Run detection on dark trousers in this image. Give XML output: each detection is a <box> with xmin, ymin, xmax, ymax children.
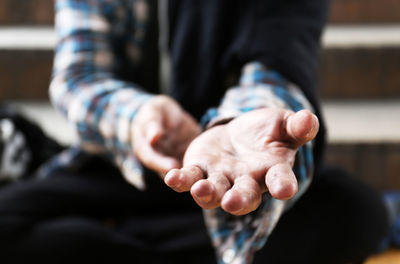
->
<box><xmin>0</xmin><ymin>156</ymin><xmax>389</xmax><ymax>264</ymax></box>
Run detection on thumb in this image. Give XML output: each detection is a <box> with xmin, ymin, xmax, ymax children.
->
<box><xmin>146</xmin><ymin>120</ymin><xmax>163</xmax><ymax>146</ymax></box>
<box><xmin>285</xmin><ymin>109</ymin><xmax>319</xmax><ymax>147</ymax></box>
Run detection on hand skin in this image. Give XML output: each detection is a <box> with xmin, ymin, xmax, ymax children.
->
<box><xmin>131</xmin><ymin>95</ymin><xmax>201</xmax><ymax>176</ymax></box>
<box><xmin>164</xmin><ymin>108</ymin><xmax>319</xmax><ymax>215</ymax></box>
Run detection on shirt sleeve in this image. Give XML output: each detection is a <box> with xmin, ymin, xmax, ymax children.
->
<box><xmin>49</xmin><ymin>0</ymin><xmax>151</xmax><ymax>190</ymax></box>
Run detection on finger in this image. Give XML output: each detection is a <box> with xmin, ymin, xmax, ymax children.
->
<box><xmin>163</xmin><ymin>100</ymin><xmax>184</xmax><ymax>130</ymax></box>
<box><xmin>285</xmin><ymin>110</ymin><xmax>319</xmax><ymax>147</ymax></box>
<box><xmin>265</xmin><ymin>163</ymin><xmax>298</xmax><ymax>200</ymax></box>
<box><xmin>151</xmin><ymin>95</ymin><xmax>184</xmax><ymax>133</ymax></box>
<box><xmin>164</xmin><ymin>165</ymin><xmax>204</xmax><ymax>192</ymax></box>
<box><xmin>221</xmin><ymin>176</ymin><xmax>262</xmax><ymax>215</ymax></box>
<box><xmin>190</xmin><ymin>172</ymin><xmax>231</xmax><ymax>209</ymax></box>
<box><xmin>135</xmin><ymin>139</ymin><xmax>181</xmax><ymax>175</ymax></box>
<box><xmin>133</xmin><ymin>111</ymin><xmax>163</xmax><ymax>146</ymax></box>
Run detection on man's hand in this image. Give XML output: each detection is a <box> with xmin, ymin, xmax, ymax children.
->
<box><xmin>164</xmin><ymin>108</ymin><xmax>319</xmax><ymax>215</ymax></box>
<box><xmin>131</xmin><ymin>95</ymin><xmax>201</xmax><ymax>176</ymax></box>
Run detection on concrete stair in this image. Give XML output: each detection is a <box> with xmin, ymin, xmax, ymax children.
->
<box><xmin>320</xmin><ymin>25</ymin><xmax>400</xmax><ymax>99</ymax></box>
<box><xmin>0</xmin><ymin>26</ymin><xmax>399</xmax><ymax>98</ymax></box>
<box><xmin>1</xmin><ymin>0</ymin><xmax>400</xmax><ymax>194</ymax></box>
<box><xmin>323</xmin><ymin>100</ymin><xmax>400</xmax><ymax>191</ymax></box>
<box><xmin>329</xmin><ymin>0</ymin><xmax>400</xmax><ymax>24</ymax></box>
<box><xmin>0</xmin><ymin>27</ymin><xmax>54</xmax><ymax>100</ymax></box>
<box><xmin>0</xmin><ymin>0</ymin><xmax>53</xmax><ymax>25</ymax></box>
<box><xmin>1</xmin><ymin>0</ymin><xmax>399</xmax><ymax>25</ymax></box>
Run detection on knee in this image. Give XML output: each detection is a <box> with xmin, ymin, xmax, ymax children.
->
<box><xmin>318</xmin><ymin>166</ymin><xmax>391</xmax><ymax>260</ymax></box>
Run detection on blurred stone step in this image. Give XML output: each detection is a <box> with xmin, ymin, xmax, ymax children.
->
<box><xmin>322</xmin><ymin>100</ymin><xmax>400</xmax><ymax>144</ymax></box>
<box><xmin>330</xmin><ymin>0</ymin><xmax>400</xmax><ymax>24</ymax></box>
<box><xmin>1</xmin><ymin>0</ymin><xmax>399</xmax><ymax>25</ymax></box>
<box><xmin>0</xmin><ymin>26</ymin><xmax>400</xmax><ymax>100</ymax></box>
<box><xmin>319</xmin><ymin>46</ymin><xmax>400</xmax><ymax>99</ymax></box>
<box><xmin>326</xmin><ymin>143</ymin><xmax>400</xmax><ymax>191</ymax></box>
<box><xmin>322</xmin><ymin>25</ymin><xmax>400</xmax><ymax>48</ymax></box>
<box><xmin>323</xmin><ymin>99</ymin><xmax>400</xmax><ymax>191</ymax></box>
<box><xmin>0</xmin><ymin>27</ymin><xmax>54</xmax><ymax>100</ymax></box>
<box><xmin>0</xmin><ymin>0</ymin><xmax>54</xmax><ymax>25</ymax></box>
<box><xmin>320</xmin><ymin>25</ymin><xmax>400</xmax><ymax>99</ymax></box>
<box><xmin>7</xmin><ymin>101</ymin><xmax>77</xmax><ymax>146</ymax></box>
<box><xmin>0</xmin><ymin>49</ymin><xmax>53</xmax><ymax>100</ymax></box>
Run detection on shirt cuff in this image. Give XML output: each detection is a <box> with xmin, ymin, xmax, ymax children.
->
<box><xmin>201</xmin><ymin>62</ymin><xmax>313</xmax><ymax>129</ymax></box>
<box><xmin>69</xmin><ymin>85</ymin><xmax>153</xmax><ymax>191</ymax></box>
<box><xmin>101</xmin><ymin>88</ymin><xmax>153</xmax><ymax>191</ymax></box>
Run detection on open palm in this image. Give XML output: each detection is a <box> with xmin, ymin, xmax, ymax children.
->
<box><xmin>165</xmin><ymin>108</ymin><xmax>318</xmax><ymax>215</ymax></box>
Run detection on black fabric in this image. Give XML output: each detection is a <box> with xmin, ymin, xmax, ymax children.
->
<box><xmin>0</xmin><ymin>105</ymin><xmax>64</xmax><ymax>180</ymax></box>
<box><xmin>0</xmin><ymin>158</ymin><xmax>389</xmax><ymax>264</ymax></box>
<box><xmin>117</xmin><ymin>0</ymin><xmax>160</xmax><ymax>95</ymax></box>
<box><xmin>254</xmin><ymin>165</ymin><xmax>390</xmax><ymax>264</ymax></box>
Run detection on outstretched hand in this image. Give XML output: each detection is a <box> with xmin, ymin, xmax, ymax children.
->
<box><xmin>164</xmin><ymin>108</ymin><xmax>319</xmax><ymax>215</ymax></box>
<box><xmin>131</xmin><ymin>95</ymin><xmax>201</xmax><ymax>176</ymax></box>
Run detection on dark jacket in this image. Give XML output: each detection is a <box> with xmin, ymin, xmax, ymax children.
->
<box><xmin>167</xmin><ymin>0</ymin><xmax>329</xmax><ymax>168</ymax></box>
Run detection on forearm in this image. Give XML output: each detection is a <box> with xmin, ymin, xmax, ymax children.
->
<box><xmin>50</xmin><ymin>0</ymin><xmax>152</xmax><ymax>189</ymax></box>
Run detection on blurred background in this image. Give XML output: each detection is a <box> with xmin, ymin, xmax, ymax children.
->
<box><xmin>0</xmin><ymin>0</ymin><xmax>399</xmax><ymax>262</ymax></box>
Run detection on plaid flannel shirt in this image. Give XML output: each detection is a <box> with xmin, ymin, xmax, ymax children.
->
<box><xmin>48</xmin><ymin>0</ymin><xmax>315</xmax><ymax>263</ymax></box>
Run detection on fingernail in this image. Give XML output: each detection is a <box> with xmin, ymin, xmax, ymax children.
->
<box><xmin>311</xmin><ymin>114</ymin><xmax>318</xmax><ymax>128</ymax></box>
<box><xmin>197</xmin><ymin>194</ymin><xmax>212</xmax><ymax>203</ymax></box>
<box><xmin>270</xmin><ymin>180</ymin><xmax>297</xmax><ymax>200</ymax></box>
<box><xmin>222</xmin><ymin>193</ymin><xmax>244</xmax><ymax>214</ymax></box>
<box><xmin>164</xmin><ymin>171</ymin><xmax>182</xmax><ymax>188</ymax></box>
<box><xmin>308</xmin><ymin>115</ymin><xmax>319</xmax><ymax>137</ymax></box>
